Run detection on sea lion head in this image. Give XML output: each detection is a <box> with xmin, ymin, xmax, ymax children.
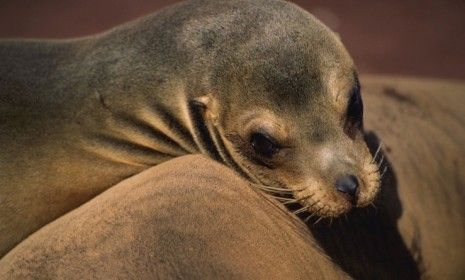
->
<box><xmin>185</xmin><ymin>0</ymin><xmax>380</xmax><ymax>217</ymax></box>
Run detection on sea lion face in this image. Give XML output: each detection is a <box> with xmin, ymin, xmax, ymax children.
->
<box><xmin>219</xmin><ymin>75</ymin><xmax>379</xmax><ymax>218</ymax></box>
<box><xmin>197</xmin><ymin>8</ymin><xmax>380</xmax><ymax>217</ymax></box>
<box><xmin>220</xmin><ymin>70</ymin><xmax>379</xmax><ymax>217</ymax></box>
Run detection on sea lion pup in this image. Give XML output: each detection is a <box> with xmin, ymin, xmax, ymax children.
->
<box><xmin>0</xmin><ymin>155</ymin><xmax>350</xmax><ymax>279</ymax></box>
<box><xmin>0</xmin><ymin>0</ymin><xmax>380</xmax><ymax>256</ymax></box>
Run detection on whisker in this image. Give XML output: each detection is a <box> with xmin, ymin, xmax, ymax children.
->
<box><xmin>283</xmin><ymin>201</ymin><xmax>296</xmax><ymax>205</ymax></box>
<box><xmin>293</xmin><ymin>206</ymin><xmax>309</xmax><ymax>215</ymax></box>
<box><xmin>304</xmin><ymin>205</ymin><xmax>322</xmax><ymax>222</ymax></box>
<box><xmin>308</xmin><ymin>211</ymin><xmax>318</xmax><ymax>220</ymax></box>
<box><xmin>283</xmin><ymin>196</ymin><xmax>309</xmax><ymax>205</ymax></box>
<box><xmin>304</xmin><ymin>210</ymin><xmax>319</xmax><ymax>222</ymax></box>
<box><xmin>371</xmin><ymin>144</ymin><xmax>382</xmax><ymax>163</ymax></box>
<box><xmin>252</xmin><ymin>184</ymin><xmax>294</xmax><ymax>193</ymax></box>
<box><xmin>271</xmin><ymin>196</ymin><xmax>296</xmax><ymax>202</ymax></box>
<box><xmin>263</xmin><ymin>194</ymin><xmax>294</xmax><ymax>205</ymax></box>
<box><xmin>258</xmin><ymin>186</ymin><xmax>293</xmax><ymax>193</ymax></box>
<box><xmin>380</xmin><ymin>166</ymin><xmax>388</xmax><ymax>178</ymax></box>
<box><xmin>313</xmin><ymin>216</ymin><xmax>324</xmax><ymax>225</ymax></box>
<box><xmin>377</xmin><ymin>155</ymin><xmax>385</xmax><ymax>168</ymax></box>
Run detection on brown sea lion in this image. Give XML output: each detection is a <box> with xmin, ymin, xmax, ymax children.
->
<box><xmin>1</xmin><ymin>76</ymin><xmax>464</xmax><ymax>279</ymax></box>
<box><xmin>0</xmin><ymin>0</ymin><xmax>379</xmax><ymax>257</ymax></box>
<box><xmin>0</xmin><ymin>155</ymin><xmax>350</xmax><ymax>279</ymax></box>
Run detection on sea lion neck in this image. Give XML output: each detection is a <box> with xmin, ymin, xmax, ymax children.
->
<box><xmin>0</xmin><ymin>34</ymin><xmax>205</xmax><ymax>169</ymax></box>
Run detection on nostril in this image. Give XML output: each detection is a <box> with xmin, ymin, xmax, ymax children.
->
<box><xmin>335</xmin><ymin>175</ymin><xmax>359</xmax><ymax>200</ymax></box>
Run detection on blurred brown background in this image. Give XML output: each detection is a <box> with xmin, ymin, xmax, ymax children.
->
<box><xmin>0</xmin><ymin>0</ymin><xmax>464</xmax><ymax>79</ymax></box>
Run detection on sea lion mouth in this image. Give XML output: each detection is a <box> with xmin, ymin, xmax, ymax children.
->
<box><xmin>244</xmin><ymin>152</ymin><xmax>383</xmax><ymax>220</ymax></box>
<box><xmin>283</xmin><ymin>154</ymin><xmax>383</xmax><ymax>220</ymax></box>
<box><xmin>231</xmin><ymin>147</ymin><xmax>383</xmax><ymax>221</ymax></box>
<box><xmin>291</xmin><ymin>188</ymin><xmax>352</xmax><ymax>219</ymax></box>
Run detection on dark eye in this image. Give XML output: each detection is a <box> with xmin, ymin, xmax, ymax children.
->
<box><xmin>348</xmin><ymin>90</ymin><xmax>362</xmax><ymax>122</ymax></box>
<box><xmin>250</xmin><ymin>132</ymin><xmax>280</xmax><ymax>158</ymax></box>
<box><xmin>345</xmin><ymin>85</ymin><xmax>363</xmax><ymax>136</ymax></box>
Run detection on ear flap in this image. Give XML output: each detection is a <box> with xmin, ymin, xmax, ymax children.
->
<box><xmin>191</xmin><ymin>95</ymin><xmax>210</xmax><ymax>110</ymax></box>
<box><xmin>191</xmin><ymin>94</ymin><xmax>219</xmax><ymax>126</ymax></box>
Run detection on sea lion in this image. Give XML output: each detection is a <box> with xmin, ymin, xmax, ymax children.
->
<box><xmin>2</xmin><ymin>76</ymin><xmax>464</xmax><ymax>279</ymax></box>
<box><xmin>0</xmin><ymin>0</ymin><xmax>380</xmax><ymax>257</ymax></box>
<box><xmin>0</xmin><ymin>155</ymin><xmax>350</xmax><ymax>279</ymax></box>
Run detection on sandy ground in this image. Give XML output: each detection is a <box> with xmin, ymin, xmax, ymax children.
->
<box><xmin>0</xmin><ymin>0</ymin><xmax>464</xmax><ymax>79</ymax></box>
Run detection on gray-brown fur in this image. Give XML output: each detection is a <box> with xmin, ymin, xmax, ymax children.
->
<box><xmin>0</xmin><ymin>0</ymin><xmax>379</xmax><ymax>257</ymax></box>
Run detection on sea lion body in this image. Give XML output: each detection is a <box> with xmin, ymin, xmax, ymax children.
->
<box><xmin>0</xmin><ymin>155</ymin><xmax>350</xmax><ymax>279</ymax></box>
<box><xmin>361</xmin><ymin>76</ymin><xmax>465</xmax><ymax>279</ymax></box>
<box><xmin>0</xmin><ymin>0</ymin><xmax>380</xmax><ymax>257</ymax></box>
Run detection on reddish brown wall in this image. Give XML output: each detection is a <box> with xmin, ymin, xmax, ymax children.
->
<box><xmin>1</xmin><ymin>0</ymin><xmax>464</xmax><ymax>79</ymax></box>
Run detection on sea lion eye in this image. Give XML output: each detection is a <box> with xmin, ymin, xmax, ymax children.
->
<box><xmin>345</xmin><ymin>84</ymin><xmax>363</xmax><ymax>136</ymax></box>
<box><xmin>348</xmin><ymin>90</ymin><xmax>362</xmax><ymax>122</ymax></box>
<box><xmin>250</xmin><ymin>132</ymin><xmax>280</xmax><ymax>158</ymax></box>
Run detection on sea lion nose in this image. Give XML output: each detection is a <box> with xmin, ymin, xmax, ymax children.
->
<box><xmin>335</xmin><ymin>175</ymin><xmax>359</xmax><ymax>202</ymax></box>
